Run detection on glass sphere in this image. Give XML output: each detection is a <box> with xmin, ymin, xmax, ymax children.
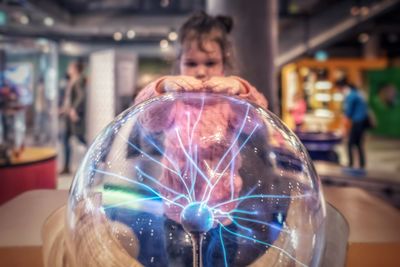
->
<box><xmin>66</xmin><ymin>93</ymin><xmax>326</xmax><ymax>267</ymax></box>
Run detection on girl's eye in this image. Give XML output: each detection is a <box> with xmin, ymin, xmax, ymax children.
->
<box><xmin>205</xmin><ymin>61</ymin><xmax>217</xmax><ymax>67</ymax></box>
<box><xmin>185</xmin><ymin>62</ymin><xmax>197</xmax><ymax>67</ymax></box>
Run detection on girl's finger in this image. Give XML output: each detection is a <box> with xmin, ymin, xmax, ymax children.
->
<box><xmin>171</xmin><ymin>79</ymin><xmax>187</xmax><ymax>91</ymax></box>
<box><xmin>204</xmin><ymin>80</ymin><xmax>222</xmax><ymax>91</ymax></box>
<box><xmin>180</xmin><ymin>78</ymin><xmax>196</xmax><ymax>91</ymax></box>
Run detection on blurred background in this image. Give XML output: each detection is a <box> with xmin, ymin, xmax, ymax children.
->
<box><xmin>0</xmin><ymin>0</ymin><xmax>399</xmax><ymax>266</ymax></box>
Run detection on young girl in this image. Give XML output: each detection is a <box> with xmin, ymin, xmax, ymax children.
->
<box><xmin>129</xmin><ymin>12</ymin><xmax>270</xmax><ymax>266</ymax></box>
<box><xmin>134</xmin><ymin>11</ymin><xmax>268</xmax><ymax>224</ymax></box>
<box><xmin>135</xmin><ymin>12</ymin><xmax>266</xmax><ymax>106</ymax></box>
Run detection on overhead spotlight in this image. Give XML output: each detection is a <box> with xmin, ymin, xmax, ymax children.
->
<box><xmin>127</xmin><ymin>30</ymin><xmax>136</xmax><ymax>39</ymax></box>
<box><xmin>62</xmin><ymin>42</ymin><xmax>82</xmax><ymax>55</ymax></box>
<box><xmin>160</xmin><ymin>0</ymin><xmax>170</xmax><ymax>8</ymax></box>
<box><xmin>43</xmin><ymin>17</ymin><xmax>54</xmax><ymax>27</ymax></box>
<box><xmin>36</xmin><ymin>38</ymin><xmax>48</xmax><ymax>45</ymax></box>
<box><xmin>113</xmin><ymin>32</ymin><xmax>123</xmax><ymax>41</ymax></box>
<box><xmin>358</xmin><ymin>33</ymin><xmax>369</xmax><ymax>43</ymax></box>
<box><xmin>160</xmin><ymin>39</ymin><xmax>169</xmax><ymax>49</ymax></box>
<box><xmin>19</xmin><ymin>14</ymin><xmax>29</xmax><ymax>25</ymax></box>
<box><xmin>350</xmin><ymin>6</ymin><xmax>360</xmax><ymax>16</ymax></box>
<box><xmin>288</xmin><ymin>2</ymin><xmax>299</xmax><ymax>14</ymax></box>
<box><xmin>168</xmin><ymin>31</ymin><xmax>178</xmax><ymax>41</ymax></box>
<box><xmin>314</xmin><ymin>50</ymin><xmax>328</xmax><ymax>61</ymax></box>
<box><xmin>360</xmin><ymin>6</ymin><xmax>370</xmax><ymax>16</ymax></box>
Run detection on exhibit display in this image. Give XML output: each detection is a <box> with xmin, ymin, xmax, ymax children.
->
<box><xmin>66</xmin><ymin>93</ymin><xmax>326</xmax><ymax>267</ymax></box>
<box><xmin>281</xmin><ymin>58</ymin><xmax>387</xmax><ymax>133</ymax></box>
<box><xmin>280</xmin><ymin>58</ymin><xmax>388</xmax><ymax>163</ymax></box>
<box><xmin>367</xmin><ymin>68</ymin><xmax>400</xmax><ymax>137</ymax></box>
<box><xmin>0</xmin><ymin>38</ymin><xmax>58</xmax><ymax>204</ymax></box>
<box><xmin>0</xmin><ymin>38</ymin><xmax>58</xmax><ymax>163</ymax></box>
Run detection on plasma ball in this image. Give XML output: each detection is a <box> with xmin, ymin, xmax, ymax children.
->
<box><xmin>180</xmin><ymin>202</ymin><xmax>214</xmax><ymax>233</ymax></box>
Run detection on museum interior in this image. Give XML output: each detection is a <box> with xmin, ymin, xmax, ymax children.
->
<box><xmin>0</xmin><ymin>0</ymin><xmax>399</xmax><ymax>266</ymax></box>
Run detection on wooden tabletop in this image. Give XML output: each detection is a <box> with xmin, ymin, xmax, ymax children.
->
<box><xmin>1</xmin><ymin>187</ymin><xmax>399</xmax><ymax>246</ymax></box>
<box><xmin>0</xmin><ymin>147</ymin><xmax>57</xmax><ymax>167</ymax></box>
<box><xmin>0</xmin><ymin>189</ymin><xmax>68</xmax><ymax>247</ymax></box>
<box><xmin>323</xmin><ymin>186</ymin><xmax>400</xmax><ymax>243</ymax></box>
<box><xmin>1</xmin><ymin>187</ymin><xmax>399</xmax><ymax>267</ymax></box>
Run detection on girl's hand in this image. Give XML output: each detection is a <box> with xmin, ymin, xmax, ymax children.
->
<box><xmin>159</xmin><ymin>75</ymin><xmax>204</xmax><ymax>93</ymax></box>
<box><xmin>203</xmin><ymin>76</ymin><xmax>244</xmax><ymax>95</ymax></box>
<box><xmin>69</xmin><ymin>108</ymin><xmax>79</xmax><ymax>122</ymax></box>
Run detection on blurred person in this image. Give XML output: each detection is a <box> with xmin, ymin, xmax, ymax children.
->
<box><xmin>0</xmin><ymin>83</ymin><xmax>27</xmax><ymax>159</ymax></box>
<box><xmin>34</xmin><ymin>77</ymin><xmax>51</xmax><ymax>144</ymax></box>
<box><xmin>289</xmin><ymin>90</ymin><xmax>307</xmax><ymax>131</ymax></box>
<box><xmin>377</xmin><ymin>83</ymin><xmax>397</xmax><ymax>108</ymax></box>
<box><xmin>336</xmin><ymin>79</ymin><xmax>368</xmax><ymax>169</ymax></box>
<box><xmin>59</xmin><ymin>60</ymin><xmax>87</xmax><ymax>174</ymax></box>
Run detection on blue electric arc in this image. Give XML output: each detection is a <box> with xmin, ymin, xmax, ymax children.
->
<box><xmin>91</xmin><ymin>96</ymin><xmax>312</xmax><ymax>267</ymax></box>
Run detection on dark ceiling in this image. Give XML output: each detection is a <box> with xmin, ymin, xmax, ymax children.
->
<box><xmin>319</xmin><ymin>1</ymin><xmax>400</xmax><ymax>58</ymax></box>
<box><xmin>55</xmin><ymin>0</ymin><xmax>205</xmax><ymax>15</ymax></box>
<box><xmin>1</xmin><ymin>0</ymin><xmax>400</xmax><ymax>61</ymax></box>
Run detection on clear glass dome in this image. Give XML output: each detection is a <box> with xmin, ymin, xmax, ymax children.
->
<box><xmin>66</xmin><ymin>93</ymin><xmax>326</xmax><ymax>267</ymax></box>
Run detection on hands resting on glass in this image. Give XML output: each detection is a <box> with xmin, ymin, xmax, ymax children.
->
<box><xmin>158</xmin><ymin>75</ymin><xmax>245</xmax><ymax>95</ymax></box>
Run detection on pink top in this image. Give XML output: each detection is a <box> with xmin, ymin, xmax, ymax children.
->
<box><xmin>134</xmin><ymin>76</ymin><xmax>268</xmax><ymax>222</ymax></box>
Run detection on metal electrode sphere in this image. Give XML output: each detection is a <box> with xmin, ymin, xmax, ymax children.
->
<box><xmin>180</xmin><ymin>202</ymin><xmax>214</xmax><ymax>233</ymax></box>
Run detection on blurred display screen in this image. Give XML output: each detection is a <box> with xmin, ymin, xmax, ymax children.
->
<box><xmin>1</xmin><ymin>63</ymin><xmax>33</xmax><ymax>105</ymax></box>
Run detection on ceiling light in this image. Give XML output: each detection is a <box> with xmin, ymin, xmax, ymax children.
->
<box><xmin>127</xmin><ymin>30</ymin><xmax>136</xmax><ymax>39</ymax></box>
<box><xmin>160</xmin><ymin>0</ymin><xmax>170</xmax><ymax>8</ymax></box>
<box><xmin>314</xmin><ymin>50</ymin><xmax>328</xmax><ymax>61</ymax></box>
<box><xmin>113</xmin><ymin>32</ymin><xmax>123</xmax><ymax>41</ymax></box>
<box><xmin>43</xmin><ymin>17</ymin><xmax>54</xmax><ymax>27</ymax></box>
<box><xmin>360</xmin><ymin>6</ymin><xmax>369</xmax><ymax>16</ymax></box>
<box><xmin>62</xmin><ymin>42</ymin><xmax>82</xmax><ymax>55</ymax></box>
<box><xmin>19</xmin><ymin>15</ymin><xmax>29</xmax><ymax>25</ymax></box>
<box><xmin>288</xmin><ymin>2</ymin><xmax>299</xmax><ymax>14</ymax></box>
<box><xmin>160</xmin><ymin>39</ymin><xmax>169</xmax><ymax>49</ymax></box>
<box><xmin>350</xmin><ymin>6</ymin><xmax>360</xmax><ymax>16</ymax></box>
<box><xmin>358</xmin><ymin>33</ymin><xmax>369</xmax><ymax>43</ymax></box>
<box><xmin>168</xmin><ymin>31</ymin><xmax>178</xmax><ymax>41</ymax></box>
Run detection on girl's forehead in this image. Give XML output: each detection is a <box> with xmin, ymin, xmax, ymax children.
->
<box><xmin>182</xmin><ymin>40</ymin><xmax>222</xmax><ymax>58</ymax></box>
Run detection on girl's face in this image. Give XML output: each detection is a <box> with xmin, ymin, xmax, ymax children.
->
<box><xmin>180</xmin><ymin>40</ymin><xmax>224</xmax><ymax>81</ymax></box>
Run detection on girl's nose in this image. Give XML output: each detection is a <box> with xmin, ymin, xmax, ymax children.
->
<box><xmin>195</xmin><ymin>66</ymin><xmax>207</xmax><ymax>81</ymax></box>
